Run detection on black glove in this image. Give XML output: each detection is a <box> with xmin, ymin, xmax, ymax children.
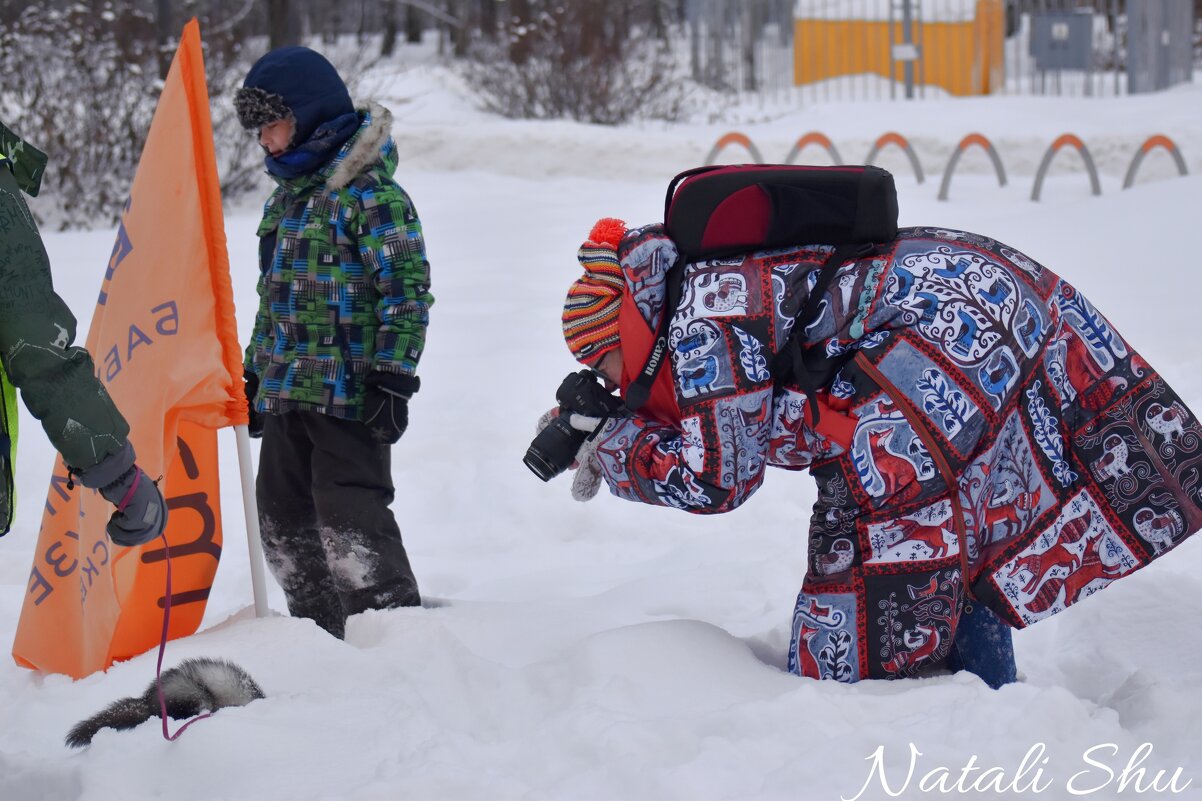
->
<box><xmin>363</xmin><ymin>372</ymin><xmax>419</xmax><ymax>445</ymax></box>
<box><xmin>244</xmin><ymin>370</ymin><xmax>264</xmax><ymax>439</ymax></box>
<box><xmin>99</xmin><ymin>466</ymin><xmax>168</xmax><ymax>547</ymax></box>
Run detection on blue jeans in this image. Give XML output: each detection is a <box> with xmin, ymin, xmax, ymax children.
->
<box><xmin>946</xmin><ymin>602</ymin><xmax>1017</xmax><ymax>689</ymax></box>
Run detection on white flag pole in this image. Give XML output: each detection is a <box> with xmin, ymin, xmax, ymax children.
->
<box><xmin>234</xmin><ymin>424</ymin><xmax>270</xmax><ymax>617</ymax></box>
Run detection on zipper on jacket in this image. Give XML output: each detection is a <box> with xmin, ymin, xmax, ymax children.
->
<box><xmin>854</xmin><ymin>352</ymin><xmax>975</xmax><ymax>599</ymax></box>
<box><xmin>0</xmin><ymin>366</ymin><xmax>17</xmax><ymax>536</ymax></box>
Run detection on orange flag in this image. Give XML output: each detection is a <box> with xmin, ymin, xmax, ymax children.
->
<box><xmin>12</xmin><ymin>19</ymin><xmax>246</xmax><ymax>678</ymax></box>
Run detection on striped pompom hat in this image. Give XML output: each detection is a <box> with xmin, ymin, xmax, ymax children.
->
<box><xmin>562</xmin><ymin>218</ymin><xmax>627</xmax><ymax>365</ymax></box>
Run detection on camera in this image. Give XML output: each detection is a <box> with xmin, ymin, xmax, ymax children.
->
<box><xmin>524</xmin><ymin>370</ymin><xmax>623</xmax><ymax>482</ymax></box>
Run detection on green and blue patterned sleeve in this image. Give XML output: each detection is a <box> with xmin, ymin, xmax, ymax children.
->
<box><xmin>243</xmin><ymin>265</ymin><xmax>271</xmax><ymax>376</ymax></box>
<box><xmin>244</xmin><ymin>194</ymin><xmax>285</xmax><ymax>377</ymax></box>
<box><xmin>355</xmin><ymin>183</ymin><xmax>433</xmax><ymax>377</ymax></box>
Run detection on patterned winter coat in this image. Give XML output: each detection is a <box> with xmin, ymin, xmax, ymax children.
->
<box><xmin>245</xmin><ymin>102</ymin><xmax>433</xmax><ymax>419</ymax></box>
<box><xmin>592</xmin><ymin>224</ymin><xmax>1202</xmax><ymax>682</ymax></box>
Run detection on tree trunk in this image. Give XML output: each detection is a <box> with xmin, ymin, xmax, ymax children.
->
<box><xmin>449</xmin><ymin>0</ymin><xmax>468</xmax><ymax>57</ymax></box>
<box><xmin>480</xmin><ymin>0</ymin><xmax>497</xmax><ymax>40</ymax></box>
<box><xmin>324</xmin><ymin>0</ymin><xmax>341</xmax><ymax>45</ymax></box>
<box><xmin>155</xmin><ymin>0</ymin><xmax>172</xmax><ymax>80</ymax></box>
<box><xmin>651</xmin><ymin>0</ymin><xmax>669</xmax><ymax>42</ymax></box>
<box><xmin>706</xmin><ymin>0</ymin><xmax>724</xmax><ymax>88</ymax></box>
<box><xmin>381</xmin><ymin>0</ymin><xmax>399</xmax><ymax>56</ymax></box>
<box><xmin>688</xmin><ymin>0</ymin><xmax>701</xmax><ymax>82</ymax></box>
<box><xmin>406</xmin><ymin>3</ymin><xmax>423</xmax><ymax>44</ymax></box>
<box><xmin>741</xmin><ymin>0</ymin><xmax>757</xmax><ymax>92</ymax></box>
<box><xmin>268</xmin><ymin>0</ymin><xmax>296</xmax><ymax>50</ymax></box>
<box><xmin>357</xmin><ymin>0</ymin><xmax>371</xmax><ymax>44</ymax></box>
<box><xmin>509</xmin><ymin>0</ymin><xmax>532</xmax><ymax>64</ymax></box>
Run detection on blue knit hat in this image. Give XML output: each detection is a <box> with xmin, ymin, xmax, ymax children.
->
<box><xmin>235</xmin><ymin>46</ymin><xmax>354</xmax><ymax>147</ymax></box>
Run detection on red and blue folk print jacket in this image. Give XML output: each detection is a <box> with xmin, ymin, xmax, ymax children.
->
<box><xmin>592</xmin><ymin>224</ymin><xmax>1202</xmax><ymax>682</ymax></box>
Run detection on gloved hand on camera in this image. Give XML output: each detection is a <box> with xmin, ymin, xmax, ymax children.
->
<box><xmin>73</xmin><ymin>443</ymin><xmax>168</xmax><ymax>547</ymax></box>
<box><xmin>557</xmin><ymin>369</ymin><xmax>624</xmax><ymax>421</ymax></box>
<box><xmin>363</xmin><ymin>372</ymin><xmax>420</xmax><ymax>445</ymax></box>
<box><xmin>244</xmin><ymin>370</ymin><xmax>264</xmax><ymax>439</ymax></box>
<box><xmin>523</xmin><ymin>370</ymin><xmax>625</xmax><ymax>487</ymax></box>
<box><xmin>534</xmin><ymin>408</ymin><xmax>605</xmax><ymax>502</ymax></box>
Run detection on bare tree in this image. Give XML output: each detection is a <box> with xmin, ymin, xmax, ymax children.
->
<box><xmin>323</xmin><ymin>1</ymin><xmax>342</xmax><ymax>44</ymax></box>
<box><xmin>155</xmin><ymin>0</ymin><xmax>174</xmax><ymax>78</ymax></box>
<box><xmin>479</xmin><ymin>0</ymin><xmax>497</xmax><ymax>39</ymax></box>
<box><xmin>507</xmin><ymin>0</ymin><xmax>533</xmax><ymax>64</ymax></box>
<box><xmin>267</xmin><ymin>0</ymin><xmax>295</xmax><ymax>49</ymax></box>
<box><xmin>447</xmin><ymin>0</ymin><xmax>469</xmax><ymax>56</ymax></box>
<box><xmin>464</xmin><ymin>0</ymin><xmax>689</xmax><ymax>124</ymax></box>
<box><xmin>381</xmin><ymin>0</ymin><xmax>400</xmax><ymax>55</ymax></box>
<box><xmin>406</xmin><ymin>2</ymin><xmax>423</xmax><ymax>43</ymax></box>
<box><xmin>0</xmin><ymin>2</ymin><xmax>160</xmax><ymax>226</ymax></box>
<box><xmin>740</xmin><ymin>0</ymin><xmax>756</xmax><ymax>91</ymax></box>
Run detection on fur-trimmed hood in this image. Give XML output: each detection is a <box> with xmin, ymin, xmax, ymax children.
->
<box><xmin>328</xmin><ymin>101</ymin><xmax>395</xmax><ymax>191</ymax></box>
<box><xmin>263</xmin><ymin>101</ymin><xmax>396</xmax><ymax>196</ymax></box>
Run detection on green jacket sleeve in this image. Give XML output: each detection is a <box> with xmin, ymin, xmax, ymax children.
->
<box><xmin>356</xmin><ymin>184</ymin><xmax>433</xmax><ymax>376</ymax></box>
<box><xmin>0</xmin><ymin>166</ymin><xmax>129</xmax><ymax>470</ymax></box>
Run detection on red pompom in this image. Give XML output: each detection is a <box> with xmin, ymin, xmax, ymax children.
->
<box><xmin>587</xmin><ymin>218</ymin><xmax>627</xmax><ymax>249</ymax></box>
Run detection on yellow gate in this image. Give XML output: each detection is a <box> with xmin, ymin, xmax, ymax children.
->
<box><xmin>794</xmin><ymin>0</ymin><xmax>1005</xmax><ymax>96</ymax></box>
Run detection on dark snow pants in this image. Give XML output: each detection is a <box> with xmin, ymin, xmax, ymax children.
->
<box><xmin>257</xmin><ymin>410</ymin><xmax>420</xmax><ymax>638</ymax></box>
<box><xmin>946</xmin><ymin>602</ymin><xmax>1017</xmax><ymax>689</ymax></box>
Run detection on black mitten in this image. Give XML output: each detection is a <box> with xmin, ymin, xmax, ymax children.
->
<box><xmin>244</xmin><ymin>370</ymin><xmax>264</xmax><ymax>439</ymax></box>
<box><xmin>363</xmin><ymin>372</ymin><xmax>419</xmax><ymax>445</ymax></box>
<box><xmin>99</xmin><ymin>467</ymin><xmax>167</xmax><ymax>547</ymax></box>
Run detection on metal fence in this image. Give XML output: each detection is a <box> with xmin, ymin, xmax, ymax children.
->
<box><xmin>1004</xmin><ymin>0</ymin><xmax>1195</xmax><ymax>96</ymax></box>
<box><xmin>684</xmin><ymin>0</ymin><xmax>799</xmax><ymax>97</ymax></box>
<box><xmin>780</xmin><ymin>0</ymin><xmax>1198</xmax><ymax>102</ymax></box>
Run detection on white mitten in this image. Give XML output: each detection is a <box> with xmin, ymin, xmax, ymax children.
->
<box><xmin>533</xmin><ymin>409</ymin><xmax>605</xmax><ymax>502</ymax></box>
<box><xmin>570</xmin><ymin>435</ymin><xmax>603</xmax><ymax>502</ymax></box>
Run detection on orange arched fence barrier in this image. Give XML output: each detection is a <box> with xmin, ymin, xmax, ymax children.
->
<box><xmin>704</xmin><ymin>132</ymin><xmax>764</xmax><ymax>165</ymax></box>
<box><xmin>701</xmin><ymin>132</ymin><xmax>1190</xmax><ymax>201</ymax></box>
<box><xmin>864</xmin><ymin>132</ymin><xmax>925</xmax><ymax>184</ymax></box>
<box><xmin>938</xmin><ymin>133</ymin><xmax>1007</xmax><ymax>201</ymax></box>
<box><xmin>1122</xmin><ymin>135</ymin><xmax>1188</xmax><ymax>190</ymax></box>
<box><xmin>784</xmin><ymin>132</ymin><xmax>843</xmax><ymax>166</ymax></box>
<box><xmin>1031</xmin><ymin>134</ymin><xmax>1101</xmax><ymax>201</ymax></box>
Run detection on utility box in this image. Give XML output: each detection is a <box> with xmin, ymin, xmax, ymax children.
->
<box><xmin>1127</xmin><ymin>0</ymin><xmax>1194</xmax><ymax>93</ymax></box>
<box><xmin>1029</xmin><ymin>12</ymin><xmax>1093</xmax><ymax>71</ymax></box>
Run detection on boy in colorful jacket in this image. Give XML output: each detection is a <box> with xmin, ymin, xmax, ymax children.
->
<box><xmin>235</xmin><ymin>47</ymin><xmax>433</xmax><ymax>639</ymax></box>
<box><xmin>0</xmin><ymin>122</ymin><xmax>165</xmax><ymax>547</ymax></box>
<box><xmin>551</xmin><ymin>218</ymin><xmax>1200</xmax><ymax>686</ymax></box>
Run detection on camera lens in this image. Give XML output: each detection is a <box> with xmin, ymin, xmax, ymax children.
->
<box><xmin>523</xmin><ymin>448</ymin><xmax>559</xmax><ymax>482</ymax></box>
<box><xmin>523</xmin><ymin>414</ymin><xmax>588</xmax><ymax>482</ymax></box>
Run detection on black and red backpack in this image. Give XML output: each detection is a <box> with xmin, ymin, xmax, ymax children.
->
<box><xmin>664</xmin><ymin>163</ymin><xmax>898</xmax><ymax>261</ymax></box>
<box><xmin>625</xmin><ymin>164</ymin><xmax>899</xmax><ymax>415</ymax></box>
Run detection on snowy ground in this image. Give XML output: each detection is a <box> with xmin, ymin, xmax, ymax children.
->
<box><xmin>2</xmin><ymin>67</ymin><xmax>1202</xmax><ymax>801</ymax></box>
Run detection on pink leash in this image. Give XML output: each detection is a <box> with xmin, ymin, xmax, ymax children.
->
<box><xmin>113</xmin><ymin>469</ymin><xmax>142</xmax><ymax>514</ymax></box>
<box><xmin>131</xmin><ymin>472</ymin><xmax>212</xmax><ymax>740</ymax></box>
